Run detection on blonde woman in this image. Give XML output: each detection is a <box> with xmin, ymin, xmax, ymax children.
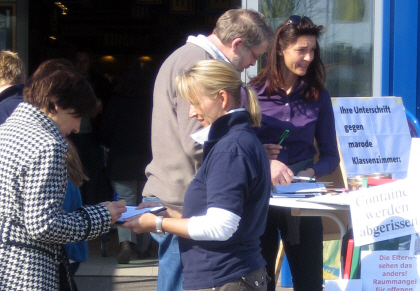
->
<box><xmin>122</xmin><ymin>60</ymin><xmax>271</xmax><ymax>290</ymax></box>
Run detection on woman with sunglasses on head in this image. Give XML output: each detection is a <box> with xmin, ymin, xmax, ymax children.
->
<box><xmin>248</xmin><ymin>16</ymin><xmax>339</xmax><ymax>291</ymax></box>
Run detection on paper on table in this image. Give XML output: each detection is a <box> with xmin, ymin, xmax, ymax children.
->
<box><xmin>272</xmin><ymin>193</ymin><xmax>322</xmax><ymax>198</ymax></box>
<box><xmin>116</xmin><ymin>206</ymin><xmax>165</xmax><ymax>223</ymax></box>
<box><xmin>273</xmin><ymin>182</ymin><xmax>327</xmax><ymax>194</ymax></box>
<box><xmin>304</xmin><ymin>193</ymin><xmax>353</xmax><ymax>206</ymax></box>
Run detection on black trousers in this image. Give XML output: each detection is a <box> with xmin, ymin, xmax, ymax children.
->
<box><xmin>260</xmin><ymin>206</ymin><xmax>323</xmax><ymax>291</ymax></box>
<box><xmin>184</xmin><ymin>267</ymin><xmax>268</xmax><ymax>291</ymax></box>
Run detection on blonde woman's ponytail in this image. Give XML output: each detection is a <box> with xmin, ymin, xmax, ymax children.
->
<box><xmin>242</xmin><ymin>85</ymin><xmax>261</xmax><ymax>127</ymax></box>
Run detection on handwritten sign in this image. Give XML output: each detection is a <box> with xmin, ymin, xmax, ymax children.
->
<box><xmin>361</xmin><ymin>250</ymin><xmax>420</xmax><ymax>291</ymax></box>
<box><xmin>350</xmin><ymin>180</ymin><xmax>420</xmax><ymax>247</ymax></box>
<box><xmin>332</xmin><ymin>97</ymin><xmax>411</xmax><ymax>179</ymax></box>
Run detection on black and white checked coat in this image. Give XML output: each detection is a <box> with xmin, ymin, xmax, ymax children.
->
<box><xmin>0</xmin><ymin>103</ymin><xmax>111</xmax><ymax>290</ymax></box>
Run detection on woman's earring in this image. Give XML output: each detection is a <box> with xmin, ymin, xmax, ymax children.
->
<box><xmin>278</xmin><ymin>52</ymin><xmax>282</xmax><ymax>56</ymax></box>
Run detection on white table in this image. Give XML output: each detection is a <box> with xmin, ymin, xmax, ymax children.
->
<box><xmin>270</xmin><ymin>196</ymin><xmax>350</xmax><ymax>241</ymax></box>
<box><xmin>269</xmin><ymin>195</ymin><xmax>352</xmax><ymax>279</ymax></box>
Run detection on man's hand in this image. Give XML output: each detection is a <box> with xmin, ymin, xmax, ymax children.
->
<box><xmin>263</xmin><ymin>144</ymin><xmax>282</xmax><ymax>160</ymax></box>
<box><xmin>270</xmin><ymin>160</ymin><xmax>294</xmax><ymax>186</ymax></box>
<box><xmin>102</xmin><ymin>200</ymin><xmax>127</xmax><ymax>225</ymax></box>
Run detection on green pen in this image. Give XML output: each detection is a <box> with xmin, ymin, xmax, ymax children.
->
<box><xmin>278</xmin><ymin>129</ymin><xmax>289</xmax><ymax>145</ymax></box>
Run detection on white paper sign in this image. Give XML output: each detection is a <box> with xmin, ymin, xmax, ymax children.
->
<box><xmin>350</xmin><ymin>180</ymin><xmax>420</xmax><ymax>247</ymax></box>
<box><xmin>325</xmin><ymin>279</ymin><xmax>362</xmax><ymax>291</ymax></box>
<box><xmin>407</xmin><ymin>138</ymin><xmax>420</xmax><ymax>181</ymax></box>
<box><xmin>361</xmin><ymin>250</ymin><xmax>420</xmax><ymax>291</ymax></box>
<box><xmin>332</xmin><ymin>97</ymin><xmax>411</xmax><ymax>179</ymax></box>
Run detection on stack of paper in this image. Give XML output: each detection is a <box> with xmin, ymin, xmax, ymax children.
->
<box><xmin>272</xmin><ymin>182</ymin><xmax>327</xmax><ymax>198</ymax></box>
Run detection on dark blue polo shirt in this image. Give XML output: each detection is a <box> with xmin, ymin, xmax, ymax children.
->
<box><xmin>180</xmin><ymin>111</ymin><xmax>271</xmax><ymax>289</ymax></box>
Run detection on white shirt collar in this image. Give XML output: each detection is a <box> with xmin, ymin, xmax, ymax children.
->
<box><xmin>187</xmin><ymin>34</ymin><xmax>230</xmax><ymax>63</ymax></box>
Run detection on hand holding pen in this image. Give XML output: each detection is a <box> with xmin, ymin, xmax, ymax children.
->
<box><xmin>278</xmin><ymin>129</ymin><xmax>289</xmax><ymax>145</ymax></box>
<box><xmin>263</xmin><ymin>144</ymin><xmax>281</xmax><ymax>160</ymax></box>
<box><xmin>263</xmin><ymin>130</ymin><xmax>290</xmax><ymax>160</ymax></box>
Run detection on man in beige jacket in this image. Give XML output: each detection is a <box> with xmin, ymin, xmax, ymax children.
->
<box><xmin>142</xmin><ymin>9</ymin><xmax>273</xmax><ymax>291</ymax></box>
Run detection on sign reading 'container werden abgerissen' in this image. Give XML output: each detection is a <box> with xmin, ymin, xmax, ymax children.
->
<box><xmin>350</xmin><ymin>180</ymin><xmax>420</xmax><ymax>247</ymax></box>
<box><xmin>332</xmin><ymin>97</ymin><xmax>411</xmax><ymax>179</ymax></box>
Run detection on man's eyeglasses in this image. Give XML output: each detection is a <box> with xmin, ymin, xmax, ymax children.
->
<box><xmin>287</xmin><ymin>15</ymin><xmax>302</xmax><ymax>26</ymax></box>
<box><xmin>248</xmin><ymin>47</ymin><xmax>261</xmax><ymax>60</ymax></box>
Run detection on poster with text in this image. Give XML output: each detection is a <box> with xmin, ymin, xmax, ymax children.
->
<box><xmin>407</xmin><ymin>138</ymin><xmax>420</xmax><ymax>180</ymax></box>
<box><xmin>361</xmin><ymin>250</ymin><xmax>420</xmax><ymax>291</ymax></box>
<box><xmin>332</xmin><ymin>97</ymin><xmax>411</xmax><ymax>179</ymax></box>
<box><xmin>350</xmin><ymin>180</ymin><xmax>420</xmax><ymax>247</ymax></box>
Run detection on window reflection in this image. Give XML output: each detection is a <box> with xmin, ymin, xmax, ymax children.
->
<box><xmin>259</xmin><ymin>0</ymin><xmax>373</xmax><ymax>97</ymax></box>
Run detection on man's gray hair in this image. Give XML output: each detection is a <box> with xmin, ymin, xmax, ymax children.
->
<box><xmin>213</xmin><ymin>9</ymin><xmax>273</xmax><ymax>49</ymax></box>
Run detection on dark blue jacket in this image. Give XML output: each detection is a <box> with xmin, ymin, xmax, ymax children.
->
<box><xmin>180</xmin><ymin>111</ymin><xmax>271</xmax><ymax>289</ymax></box>
<box><xmin>0</xmin><ymin>84</ymin><xmax>24</xmax><ymax>124</ymax></box>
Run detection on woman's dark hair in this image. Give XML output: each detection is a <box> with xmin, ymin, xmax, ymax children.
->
<box><xmin>23</xmin><ymin>58</ymin><xmax>98</xmax><ymax>118</ymax></box>
<box><xmin>249</xmin><ymin>16</ymin><xmax>325</xmax><ymax>101</ymax></box>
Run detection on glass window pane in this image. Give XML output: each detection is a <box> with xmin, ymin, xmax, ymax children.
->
<box><xmin>258</xmin><ymin>0</ymin><xmax>373</xmax><ymax>97</ymax></box>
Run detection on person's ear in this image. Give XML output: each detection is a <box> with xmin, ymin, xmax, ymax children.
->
<box><xmin>231</xmin><ymin>38</ymin><xmax>243</xmax><ymax>54</ymax></box>
<box><xmin>54</xmin><ymin>103</ymin><xmax>61</xmax><ymax>113</ymax></box>
<box><xmin>218</xmin><ymin>90</ymin><xmax>229</xmax><ymax>110</ymax></box>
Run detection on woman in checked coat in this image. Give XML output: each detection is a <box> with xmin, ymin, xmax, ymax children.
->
<box><xmin>0</xmin><ymin>59</ymin><xmax>126</xmax><ymax>290</ymax></box>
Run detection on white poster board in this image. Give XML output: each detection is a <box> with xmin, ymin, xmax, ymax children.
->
<box><xmin>332</xmin><ymin>97</ymin><xmax>411</xmax><ymax>179</ymax></box>
<box><xmin>350</xmin><ymin>180</ymin><xmax>420</xmax><ymax>247</ymax></box>
<box><xmin>407</xmin><ymin>138</ymin><xmax>420</xmax><ymax>180</ymax></box>
<box><xmin>325</xmin><ymin>279</ymin><xmax>362</xmax><ymax>291</ymax></box>
<box><xmin>361</xmin><ymin>250</ymin><xmax>420</xmax><ymax>291</ymax></box>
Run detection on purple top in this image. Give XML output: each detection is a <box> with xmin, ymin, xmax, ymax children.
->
<box><xmin>249</xmin><ymin>81</ymin><xmax>339</xmax><ymax>178</ymax></box>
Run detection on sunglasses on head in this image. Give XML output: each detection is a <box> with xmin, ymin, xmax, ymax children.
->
<box><xmin>287</xmin><ymin>15</ymin><xmax>302</xmax><ymax>26</ymax></box>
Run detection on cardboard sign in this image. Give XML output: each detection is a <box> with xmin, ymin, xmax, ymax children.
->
<box><xmin>332</xmin><ymin>97</ymin><xmax>411</xmax><ymax>179</ymax></box>
<box><xmin>350</xmin><ymin>180</ymin><xmax>420</xmax><ymax>247</ymax></box>
<box><xmin>361</xmin><ymin>250</ymin><xmax>420</xmax><ymax>291</ymax></box>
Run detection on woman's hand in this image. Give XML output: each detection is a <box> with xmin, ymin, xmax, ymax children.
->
<box><xmin>102</xmin><ymin>200</ymin><xmax>127</xmax><ymax>225</ymax></box>
<box><xmin>270</xmin><ymin>160</ymin><xmax>294</xmax><ymax>186</ymax></box>
<box><xmin>135</xmin><ymin>201</ymin><xmax>162</xmax><ymax>209</ymax></box>
<box><xmin>135</xmin><ymin>202</ymin><xmax>181</xmax><ymax>218</ymax></box>
<box><xmin>120</xmin><ymin>212</ymin><xmax>157</xmax><ymax>234</ymax></box>
<box><xmin>263</xmin><ymin>144</ymin><xmax>282</xmax><ymax>160</ymax></box>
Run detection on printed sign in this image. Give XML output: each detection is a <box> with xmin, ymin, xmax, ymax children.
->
<box><xmin>361</xmin><ymin>250</ymin><xmax>420</xmax><ymax>291</ymax></box>
<box><xmin>350</xmin><ymin>180</ymin><xmax>420</xmax><ymax>247</ymax></box>
<box><xmin>332</xmin><ymin>97</ymin><xmax>411</xmax><ymax>179</ymax></box>
<box><xmin>325</xmin><ymin>279</ymin><xmax>362</xmax><ymax>291</ymax></box>
<box><xmin>407</xmin><ymin>138</ymin><xmax>420</xmax><ymax>180</ymax></box>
